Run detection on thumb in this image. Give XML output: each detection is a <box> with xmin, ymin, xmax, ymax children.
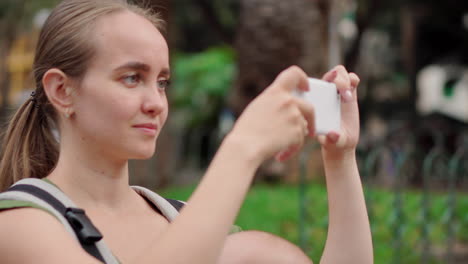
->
<box><xmin>270</xmin><ymin>66</ymin><xmax>309</xmax><ymax>93</ymax></box>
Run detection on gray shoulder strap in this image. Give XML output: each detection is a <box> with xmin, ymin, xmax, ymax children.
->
<box><xmin>0</xmin><ymin>178</ymin><xmax>119</xmax><ymax>264</ymax></box>
<box><xmin>131</xmin><ymin>185</ymin><xmax>182</xmax><ymax>222</ymax></box>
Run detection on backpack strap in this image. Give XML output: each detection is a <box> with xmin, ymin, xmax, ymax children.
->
<box><xmin>0</xmin><ymin>180</ymin><xmax>187</xmax><ymax>263</ymax></box>
<box><xmin>165</xmin><ymin>198</ymin><xmax>185</xmax><ymax>211</ymax></box>
<box><xmin>131</xmin><ymin>187</ymin><xmax>242</xmax><ymax>234</ymax></box>
<box><xmin>0</xmin><ymin>179</ymin><xmax>119</xmax><ymax>264</ymax></box>
<box><xmin>7</xmin><ymin>184</ymin><xmax>104</xmax><ymax>262</ymax></box>
<box><xmin>131</xmin><ymin>185</ymin><xmax>185</xmax><ymax>221</ymax></box>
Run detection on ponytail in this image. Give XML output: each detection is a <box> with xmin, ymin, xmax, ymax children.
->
<box><xmin>0</xmin><ymin>94</ymin><xmax>58</xmax><ymax>191</ymax></box>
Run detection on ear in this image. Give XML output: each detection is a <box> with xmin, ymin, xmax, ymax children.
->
<box><xmin>42</xmin><ymin>68</ymin><xmax>75</xmax><ymax>115</ymax></box>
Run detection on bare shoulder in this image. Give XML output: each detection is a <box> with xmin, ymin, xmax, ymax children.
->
<box><xmin>0</xmin><ymin>208</ymin><xmax>101</xmax><ymax>264</ymax></box>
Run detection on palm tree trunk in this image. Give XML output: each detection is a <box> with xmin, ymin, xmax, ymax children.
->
<box><xmin>229</xmin><ymin>0</ymin><xmax>331</xmax><ymax>116</ymax></box>
<box><xmin>228</xmin><ymin>0</ymin><xmax>335</xmax><ymax>181</ymax></box>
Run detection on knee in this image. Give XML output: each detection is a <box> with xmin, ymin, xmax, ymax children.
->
<box><xmin>218</xmin><ymin>230</ymin><xmax>313</xmax><ymax>264</ymax></box>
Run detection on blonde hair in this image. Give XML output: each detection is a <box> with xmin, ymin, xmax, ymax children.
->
<box><xmin>0</xmin><ymin>0</ymin><xmax>164</xmax><ymax>191</ymax></box>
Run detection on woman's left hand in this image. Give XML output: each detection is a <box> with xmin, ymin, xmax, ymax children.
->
<box><xmin>318</xmin><ymin>65</ymin><xmax>360</xmax><ymax>158</ymax></box>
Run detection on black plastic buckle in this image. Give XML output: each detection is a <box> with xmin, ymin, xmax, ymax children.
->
<box><xmin>65</xmin><ymin>207</ymin><xmax>103</xmax><ymax>244</ymax></box>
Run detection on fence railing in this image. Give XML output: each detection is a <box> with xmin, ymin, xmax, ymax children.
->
<box><xmin>298</xmin><ymin>130</ymin><xmax>468</xmax><ymax>264</ymax></box>
<box><xmin>148</xmin><ymin>123</ymin><xmax>468</xmax><ymax>263</ymax></box>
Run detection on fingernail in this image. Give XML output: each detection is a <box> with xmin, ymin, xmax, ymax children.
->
<box><xmin>275</xmin><ymin>152</ymin><xmax>284</xmax><ymax>162</ymax></box>
<box><xmin>324</xmin><ymin>70</ymin><xmax>338</xmax><ymax>82</ymax></box>
<box><xmin>328</xmin><ymin>132</ymin><xmax>339</xmax><ymax>143</ymax></box>
<box><xmin>342</xmin><ymin>90</ymin><xmax>353</xmax><ymax>102</ymax></box>
<box><xmin>279</xmin><ymin>152</ymin><xmax>289</xmax><ymax>162</ymax></box>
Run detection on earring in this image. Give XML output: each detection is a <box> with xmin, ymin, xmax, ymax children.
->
<box><xmin>64</xmin><ymin>109</ymin><xmax>73</xmax><ymax>118</ymax></box>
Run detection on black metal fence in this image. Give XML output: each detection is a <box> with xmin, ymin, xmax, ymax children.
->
<box><xmin>298</xmin><ymin>129</ymin><xmax>468</xmax><ymax>263</ymax></box>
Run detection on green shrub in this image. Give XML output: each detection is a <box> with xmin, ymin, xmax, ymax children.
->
<box><xmin>170</xmin><ymin>47</ymin><xmax>236</xmax><ymax>127</ymax></box>
<box><xmin>160</xmin><ymin>182</ymin><xmax>468</xmax><ymax>264</ymax></box>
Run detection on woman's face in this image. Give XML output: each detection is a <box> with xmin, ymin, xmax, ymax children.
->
<box><xmin>71</xmin><ymin>11</ymin><xmax>169</xmax><ymax>160</ymax></box>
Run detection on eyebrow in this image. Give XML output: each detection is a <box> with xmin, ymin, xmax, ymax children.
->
<box><xmin>113</xmin><ymin>61</ymin><xmax>171</xmax><ymax>76</ymax></box>
<box><xmin>114</xmin><ymin>61</ymin><xmax>150</xmax><ymax>72</ymax></box>
<box><xmin>160</xmin><ymin>68</ymin><xmax>171</xmax><ymax>77</ymax></box>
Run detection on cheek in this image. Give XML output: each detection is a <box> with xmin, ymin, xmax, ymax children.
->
<box><xmin>75</xmin><ymin>84</ymin><xmax>138</xmax><ymax>133</ymax></box>
<box><xmin>106</xmin><ymin>95</ymin><xmax>139</xmax><ymax>121</ymax></box>
<box><xmin>161</xmin><ymin>98</ymin><xmax>169</xmax><ymax>124</ymax></box>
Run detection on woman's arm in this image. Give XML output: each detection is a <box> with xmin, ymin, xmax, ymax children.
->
<box><xmin>318</xmin><ymin>66</ymin><xmax>373</xmax><ymax>264</ymax></box>
<box><xmin>144</xmin><ymin>136</ymin><xmax>259</xmax><ymax>263</ymax></box>
<box><xmin>137</xmin><ymin>66</ymin><xmax>317</xmax><ymax>264</ymax></box>
<box><xmin>320</xmin><ymin>151</ymin><xmax>373</xmax><ymax>264</ymax></box>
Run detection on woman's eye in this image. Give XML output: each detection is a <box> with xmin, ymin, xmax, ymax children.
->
<box><xmin>122</xmin><ymin>74</ymin><xmax>140</xmax><ymax>87</ymax></box>
<box><xmin>157</xmin><ymin>79</ymin><xmax>171</xmax><ymax>90</ymax></box>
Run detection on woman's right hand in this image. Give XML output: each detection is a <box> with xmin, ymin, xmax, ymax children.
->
<box><xmin>227</xmin><ymin>66</ymin><xmax>315</xmax><ymax>165</ymax></box>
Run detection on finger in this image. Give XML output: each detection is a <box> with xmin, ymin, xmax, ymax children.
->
<box><xmin>330</xmin><ymin>66</ymin><xmax>354</xmax><ymax>103</ymax></box>
<box><xmin>287</xmin><ymin>130</ymin><xmax>305</xmax><ymax>158</ymax></box>
<box><xmin>275</xmin><ymin>148</ymin><xmax>293</xmax><ymax>162</ymax></box>
<box><xmin>329</xmin><ymin>131</ymin><xmax>346</xmax><ymax>148</ymax></box>
<box><xmin>275</xmin><ymin>144</ymin><xmax>302</xmax><ymax>162</ymax></box>
<box><xmin>332</xmin><ymin>65</ymin><xmax>351</xmax><ymax>92</ymax></box>
<box><xmin>271</xmin><ymin>65</ymin><xmax>309</xmax><ymax>92</ymax></box>
<box><xmin>317</xmin><ymin>134</ymin><xmax>327</xmax><ymax>145</ymax></box>
<box><xmin>341</xmin><ymin>89</ymin><xmax>354</xmax><ymax>103</ymax></box>
<box><xmin>326</xmin><ymin>132</ymin><xmax>340</xmax><ymax>144</ymax></box>
<box><xmin>293</xmin><ymin>97</ymin><xmax>316</xmax><ymax>138</ymax></box>
<box><xmin>322</xmin><ymin>69</ymin><xmax>338</xmax><ymax>82</ymax></box>
<box><xmin>278</xmin><ymin>150</ymin><xmax>298</xmax><ymax>162</ymax></box>
<box><xmin>340</xmin><ymin>72</ymin><xmax>360</xmax><ymax>103</ymax></box>
<box><xmin>276</xmin><ymin>146</ymin><xmax>294</xmax><ymax>162</ymax></box>
<box><xmin>349</xmin><ymin>72</ymin><xmax>360</xmax><ymax>92</ymax></box>
<box><xmin>302</xmin><ymin>118</ymin><xmax>309</xmax><ymax>136</ymax></box>
<box><xmin>275</xmin><ymin>152</ymin><xmax>284</xmax><ymax>162</ymax></box>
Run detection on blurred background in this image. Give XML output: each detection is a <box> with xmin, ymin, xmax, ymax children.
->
<box><xmin>1</xmin><ymin>0</ymin><xmax>468</xmax><ymax>263</ymax></box>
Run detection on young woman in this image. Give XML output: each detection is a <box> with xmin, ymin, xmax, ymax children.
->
<box><xmin>0</xmin><ymin>0</ymin><xmax>372</xmax><ymax>263</ymax></box>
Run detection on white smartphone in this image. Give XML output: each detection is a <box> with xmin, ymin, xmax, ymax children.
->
<box><xmin>293</xmin><ymin>78</ymin><xmax>341</xmax><ymax>135</ymax></box>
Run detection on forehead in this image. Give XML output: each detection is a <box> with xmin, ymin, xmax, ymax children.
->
<box><xmin>89</xmin><ymin>11</ymin><xmax>168</xmax><ymax>70</ymax></box>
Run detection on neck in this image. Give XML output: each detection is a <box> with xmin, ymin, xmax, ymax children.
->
<box><xmin>47</xmin><ymin>134</ymin><xmax>134</xmax><ymax>210</ymax></box>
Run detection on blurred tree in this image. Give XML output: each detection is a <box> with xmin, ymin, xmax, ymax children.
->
<box><xmin>338</xmin><ymin>0</ymin><xmax>468</xmax><ymax>130</ymax></box>
<box><xmin>401</xmin><ymin>0</ymin><xmax>468</xmax><ymax>111</ymax></box>
<box><xmin>0</xmin><ymin>0</ymin><xmax>26</xmax><ymax>123</ymax></box>
<box><xmin>226</xmin><ymin>0</ymin><xmax>336</xmax><ymax>181</ymax></box>
<box><xmin>0</xmin><ymin>0</ymin><xmax>59</xmax><ymax>123</ymax></box>
<box><xmin>344</xmin><ymin>0</ymin><xmax>381</xmax><ymax>71</ymax></box>
<box><xmin>170</xmin><ymin>0</ymin><xmax>239</xmax><ymax>52</ymax></box>
<box><xmin>229</xmin><ymin>0</ymin><xmax>331</xmax><ymax>117</ymax></box>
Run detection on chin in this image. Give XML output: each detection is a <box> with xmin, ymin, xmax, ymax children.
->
<box><xmin>130</xmin><ymin>153</ymin><xmax>155</xmax><ymax>160</ymax></box>
<box><xmin>121</xmin><ymin>139</ymin><xmax>157</xmax><ymax>160</ymax></box>
<box><xmin>133</xmin><ymin>144</ymin><xmax>157</xmax><ymax>160</ymax></box>
<box><xmin>132</xmin><ymin>148</ymin><xmax>156</xmax><ymax>160</ymax></box>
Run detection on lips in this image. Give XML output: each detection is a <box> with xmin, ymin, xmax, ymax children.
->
<box><xmin>133</xmin><ymin>123</ymin><xmax>158</xmax><ymax>136</ymax></box>
<box><xmin>133</xmin><ymin>123</ymin><xmax>157</xmax><ymax>129</ymax></box>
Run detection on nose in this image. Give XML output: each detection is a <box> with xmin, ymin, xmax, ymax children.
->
<box><xmin>141</xmin><ymin>88</ymin><xmax>166</xmax><ymax>117</ymax></box>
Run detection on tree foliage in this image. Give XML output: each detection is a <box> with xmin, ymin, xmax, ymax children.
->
<box><xmin>170</xmin><ymin>47</ymin><xmax>236</xmax><ymax>127</ymax></box>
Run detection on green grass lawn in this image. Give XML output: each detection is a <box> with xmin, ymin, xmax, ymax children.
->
<box><xmin>160</xmin><ymin>182</ymin><xmax>468</xmax><ymax>263</ymax></box>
